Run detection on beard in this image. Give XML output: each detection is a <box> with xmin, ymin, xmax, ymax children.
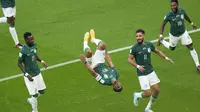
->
<box><xmin>137</xmin><ymin>39</ymin><xmax>144</xmax><ymax>44</ymax></box>
<box><xmin>172</xmin><ymin>8</ymin><xmax>178</xmax><ymax>13</ymax></box>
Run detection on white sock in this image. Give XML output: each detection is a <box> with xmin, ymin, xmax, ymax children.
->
<box><xmin>146</xmin><ymin>96</ymin><xmax>156</xmax><ymax>109</ymax></box>
<box><xmin>0</xmin><ymin>17</ymin><xmax>7</xmax><ymax>23</ymax></box>
<box><xmin>31</xmin><ymin>97</ymin><xmax>38</xmax><ymax>111</ymax></box>
<box><xmin>92</xmin><ymin>38</ymin><xmax>102</xmax><ymax>46</ymax></box>
<box><xmin>9</xmin><ymin>27</ymin><xmax>19</xmax><ymax>45</ymax></box>
<box><xmin>161</xmin><ymin>40</ymin><xmax>170</xmax><ymax>49</ymax></box>
<box><xmin>135</xmin><ymin>92</ymin><xmax>143</xmax><ymax>99</ymax></box>
<box><xmin>190</xmin><ymin>49</ymin><xmax>200</xmax><ymax>67</ymax></box>
<box><xmin>83</xmin><ymin>41</ymin><xmax>90</xmax><ymax>51</ymax></box>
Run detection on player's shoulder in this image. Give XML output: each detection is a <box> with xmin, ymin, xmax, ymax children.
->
<box><xmin>145</xmin><ymin>41</ymin><xmax>153</xmax><ymax>45</ymax></box>
<box><xmin>165</xmin><ymin>11</ymin><xmax>173</xmax><ymax>17</ymax></box>
<box><xmin>179</xmin><ymin>8</ymin><xmax>185</xmax><ymax>11</ymax></box>
<box><xmin>178</xmin><ymin>8</ymin><xmax>186</xmax><ymax>13</ymax></box>
<box><xmin>131</xmin><ymin>43</ymin><xmax>139</xmax><ymax>50</ymax></box>
<box><xmin>21</xmin><ymin>44</ymin><xmax>28</xmax><ymax>54</ymax></box>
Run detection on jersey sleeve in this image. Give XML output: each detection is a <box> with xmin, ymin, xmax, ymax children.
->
<box><xmin>150</xmin><ymin>42</ymin><xmax>156</xmax><ymax>51</ymax></box>
<box><xmin>163</xmin><ymin>14</ymin><xmax>170</xmax><ymax>22</ymax></box>
<box><xmin>181</xmin><ymin>8</ymin><xmax>188</xmax><ymax>17</ymax></box>
<box><xmin>18</xmin><ymin>50</ymin><xmax>25</xmax><ymax>62</ymax></box>
<box><xmin>129</xmin><ymin>47</ymin><xmax>136</xmax><ymax>56</ymax></box>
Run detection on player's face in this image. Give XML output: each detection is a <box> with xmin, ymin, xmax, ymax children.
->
<box><xmin>136</xmin><ymin>32</ymin><xmax>144</xmax><ymax>44</ymax></box>
<box><xmin>25</xmin><ymin>36</ymin><xmax>35</xmax><ymax>46</ymax></box>
<box><xmin>113</xmin><ymin>81</ymin><xmax>122</xmax><ymax>90</ymax></box>
<box><xmin>171</xmin><ymin>2</ymin><xmax>178</xmax><ymax>13</ymax></box>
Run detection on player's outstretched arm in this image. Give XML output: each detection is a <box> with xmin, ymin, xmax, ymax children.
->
<box><xmin>128</xmin><ymin>55</ymin><xmax>145</xmax><ymax>72</ymax></box>
<box><xmin>80</xmin><ymin>54</ymin><xmax>98</xmax><ymax>77</ymax></box>
<box><xmin>105</xmin><ymin>51</ymin><xmax>114</xmax><ymax>68</ymax></box>
<box><xmin>153</xmin><ymin>48</ymin><xmax>174</xmax><ymax>63</ymax></box>
<box><xmin>80</xmin><ymin>54</ymin><xmax>105</xmax><ymax>84</ymax></box>
<box><xmin>184</xmin><ymin>13</ymin><xmax>197</xmax><ymax>30</ymax></box>
<box><xmin>36</xmin><ymin>55</ymin><xmax>48</xmax><ymax>69</ymax></box>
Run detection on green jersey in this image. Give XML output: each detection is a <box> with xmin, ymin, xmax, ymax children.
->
<box><xmin>164</xmin><ymin>8</ymin><xmax>187</xmax><ymax>36</ymax></box>
<box><xmin>0</xmin><ymin>0</ymin><xmax>15</xmax><ymax>8</ymax></box>
<box><xmin>130</xmin><ymin>41</ymin><xmax>155</xmax><ymax>76</ymax></box>
<box><xmin>18</xmin><ymin>44</ymin><xmax>40</xmax><ymax>77</ymax></box>
<box><xmin>93</xmin><ymin>63</ymin><xmax>119</xmax><ymax>85</ymax></box>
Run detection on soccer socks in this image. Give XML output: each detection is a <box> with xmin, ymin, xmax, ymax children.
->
<box><xmin>29</xmin><ymin>96</ymin><xmax>38</xmax><ymax>111</ymax></box>
<box><xmin>9</xmin><ymin>26</ymin><xmax>19</xmax><ymax>45</ymax></box>
<box><xmin>0</xmin><ymin>17</ymin><xmax>7</xmax><ymax>23</ymax></box>
<box><xmin>161</xmin><ymin>40</ymin><xmax>170</xmax><ymax>49</ymax></box>
<box><xmin>135</xmin><ymin>92</ymin><xmax>143</xmax><ymax>99</ymax></box>
<box><xmin>190</xmin><ymin>49</ymin><xmax>200</xmax><ymax>67</ymax></box>
<box><xmin>92</xmin><ymin>38</ymin><xmax>102</xmax><ymax>46</ymax></box>
<box><xmin>146</xmin><ymin>95</ymin><xmax>157</xmax><ymax>109</ymax></box>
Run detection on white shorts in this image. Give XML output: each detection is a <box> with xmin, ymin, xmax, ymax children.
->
<box><xmin>169</xmin><ymin>30</ymin><xmax>192</xmax><ymax>47</ymax></box>
<box><xmin>91</xmin><ymin>50</ymin><xmax>105</xmax><ymax>68</ymax></box>
<box><xmin>2</xmin><ymin>7</ymin><xmax>16</xmax><ymax>17</ymax></box>
<box><xmin>24</xmin><ymin>73</ymin><xmax>46</xmax><ymax>95</ymax></box>
<box><xmin>138</xmin><ymin>71</ymin><xmax>160</xmax><ymax>90</ymax></box>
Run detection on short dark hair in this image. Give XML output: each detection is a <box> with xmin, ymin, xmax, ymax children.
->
<box><xmin>113</xmin><ymin>86</ymin><xmax>123</xmax><ymax>92</ymax></box>
<box><xmin>171</xmin><ymin>0</ymin><xmax>178</xmax><ymax>4</ymax></box>
<box><xmin>136</xmin><ymin>29</ymin><xmax>145</xmax><ymax>34</ymax></box>
<box><xmin>24</xmin><ymin>32</ymin><xmax>32</xmax><ymax>38</ymax></box>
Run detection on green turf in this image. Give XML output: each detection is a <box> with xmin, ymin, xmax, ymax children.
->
<box><xmin>0</xmin><ymin>0</ymin><xmax>200</xmax><ymax>112</ymax></box>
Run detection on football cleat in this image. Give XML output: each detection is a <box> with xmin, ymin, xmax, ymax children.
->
<box><xmin>84</xmin><ymin>32</ymin><xmax>90</xmax><ymax>42</ymax></box>
<box><xmin>145</xmin><ymin>108</ymin><xmax>153</xmax><ymax>112</ymax></box>
<box><xmin>90</xmin><ymin>29</ymin><xmax>95</xmax><ymax>43</ymax></box>
<box><xmin>197</xmin><ymin>65</ymin><xmax>200</xmax><ymax>71</ymax></box>
<box><xmin>133</xmin><ymin>93</ymin><xmax>139</xmax><ymax>106</ymax></box>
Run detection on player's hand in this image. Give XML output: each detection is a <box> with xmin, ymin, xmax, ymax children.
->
<box><xmin>157</xmin><ymin>34</ymin><xmax>164</xmax><ymax>46</ymax></box>
<box><xmin>165</xmin><ymin>57</ymin><xmax>174</xmax><ymax>64</ymax></box>
<box><xmin>137</xmin><ymin>65</ymin><xmax>145</xmax><ymax>72</ymax></box>
<box><xmin>192</xmin><ymin>24</ymin><xmax>197</xmax><ymax>30</ymax></box>
<box><xmin>80</xmin><ymin>54</ymin><xmax>86</xmax><ymax>63</ymax></box>
<box><xmin>25</xmin><ymin>73</ymin><xmax>34</xmax><ymax>82</ymax></box>
<box><xmin>95</xmin><ymin>74</ymin><xmax>105</xmax><ymax>84</ymax></box>
<box><xmin>41</xmin><ymin>60</ymin><xmax>48</xmax><ymax>69</ymax></box>
<box><xmin>27</xmin><ymin>75</ymin><xmax>34</xmax><ymax>82</ymax></box>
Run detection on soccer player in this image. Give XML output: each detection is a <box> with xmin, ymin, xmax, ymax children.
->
<box><xmin>128</xmin><ymin>29</ymin><xmax>173</xmax><ymax>112</ymax></box>
<box><xmin>80</xmin><ymin>29</ymin><xmax>123</xmax><ymax>92</ymax></box>
<box><xmin>0</xmin><ymin>0</ymin><xmax>22</xmax><ymax>48</ymax></box>
<box><xmin>18</xmin><ymin>32</ymin><xmax>48</xmax><ymax>112</ymax></box>
<box><xmin>157</xmin><ymin>0</ymin><xmax>200</xmax><ymax>70</ymax></box>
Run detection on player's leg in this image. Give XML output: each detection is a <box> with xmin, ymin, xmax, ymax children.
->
<box><xmin>24</xmin><ymin>76</ymin><xmax>38</xmax><ymax>112</ymax></box>
<box><xmin>161</xmin><ymin>34</ymin><xmax>180</xmax><ymax>51</ymax></box>
<box><xmin>90</xmin><ymin>29</ymin><xmax>105</xmax><ymax>49</ymax></box>
<box><xmin>133</xmin><ymin>76</ymin><xmax>151</xmax><ymax>106</ymax></box>
<box><xmin>37</xmin><ymin>73</ymin><xmax>46</xmax><ymax>96</ymax></box>
<box><xmin>181</xmin><ymin>31</ymin><xmax>200</xmax><ymax>70</ymax></box>
<box><xmin>0</xmin><ymin>15</ymin><xmax>7</xmax><ymax>23</ymax></box>
<box><xmin>83</xmin><ymin>32</ymin><xmax>92</xmax><ymax>57</ymax></box>
<box><xmin>2</xmin><ymin>7</ymin><xmax>22</xmax><ymax>48</ymax></box>
<box><xmin>145</xmin><ymin>71</ymin><xmax>160</xmax><ymax>112</ymax></box>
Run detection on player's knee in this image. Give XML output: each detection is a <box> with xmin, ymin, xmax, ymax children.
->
<box><xmin>7</xmin><ymin>17</ymin><xmax>15</xmax><ymax>26</ymax></box>
<box><xmin>170</xmin><ymin>47</ymin><xmax>176</xmax><ymax>51</ymax></box>
<box><xmin>186</xmin><ymin>44</ymin><xmax>194</xmax><ymax>50</ymax></box>
<box><xmin>144</xmin><ymin>90</ymin><xmax>152</xmax><ymax>97</ymax></box>
<box><xmin>153</xmin><ymin>88</ymin><xmax>160</xmax><ymax>96</ymax></box>
<box><xmin>39</xmin><ymin>89</ymin><xmax>45</xmax><ymax>95</ymax></box>
<box><xmin>86</xmin><ymin>49</ymin><xmax>92</xmax><ymax>58</ymax></box>
<box><xmin>98</xmin><ymin>42</ymin><xmax>106</xmax><ymax>50</ymax></box>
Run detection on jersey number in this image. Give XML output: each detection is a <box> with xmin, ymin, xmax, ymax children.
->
<box><xmin>177</xmin><ymin>21</ymin><xmax>183</xmax><ymax>26</ymax></box>
<box><xmin>144</xmin><ymin>54</ymin><xmax>147</xmax><ymax>60</ymax></box>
